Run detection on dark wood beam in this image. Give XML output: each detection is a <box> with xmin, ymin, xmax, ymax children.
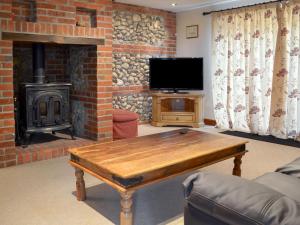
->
<box><xmin>1</xmin><ymin>32</ymin><xmax>105</xmax><ymax>45</ymax></box>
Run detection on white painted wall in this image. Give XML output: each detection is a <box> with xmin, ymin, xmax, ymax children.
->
<box><xmin>176</xmin><ymin>0</ymin><xmax>273</xmax><ymax>119</ymax></box>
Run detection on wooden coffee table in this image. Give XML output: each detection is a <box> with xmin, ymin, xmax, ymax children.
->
<box><xmin>69</xmin><ymin>129</ymin><xmax>248</xmax><ymax>225</ymax></box>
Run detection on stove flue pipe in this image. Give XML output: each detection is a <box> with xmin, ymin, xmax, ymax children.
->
<box><xmin>32</xmin><ymin>43</ymin><xmax>45</xmax><ymax>84</ymax></box>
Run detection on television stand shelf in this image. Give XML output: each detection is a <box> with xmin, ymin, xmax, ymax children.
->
<box><xmin>151</xmin><ymin>92</ymin><xmax>204</xmax><ymax>128</ymax></box>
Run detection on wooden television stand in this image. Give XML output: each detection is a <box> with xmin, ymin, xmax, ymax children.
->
<box><xmin>151</xmin><ymin>92</ymin><xmax>204</xmax><ymax>128</ymax></box>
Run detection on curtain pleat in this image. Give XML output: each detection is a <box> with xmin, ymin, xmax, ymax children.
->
<box><xmin>270</xmin><ymin>1</ymin><xmax>300</xmax><ymax>140</ymax></box>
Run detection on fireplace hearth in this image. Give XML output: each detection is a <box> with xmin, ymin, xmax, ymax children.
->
<box><xmin>17</xmin><ymin>43</ymin><xmax>74</xmax><ymax>146</ymax></box>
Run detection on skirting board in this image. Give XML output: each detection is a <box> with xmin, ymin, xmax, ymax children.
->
<box><xmin>148</xmin><ymin>119</ymin><xmax>216</xmax><ymax>127</ymax></box>
<box><xmin>204</xmin><ymin>119</ymin><xmax>216</xmax><ymax>126</ymax></box>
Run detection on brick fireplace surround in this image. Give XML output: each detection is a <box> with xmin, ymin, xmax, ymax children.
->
<box><xmin>0</xmin><ymin>0</ymin><xmax>176</xmax><ymax>168</ymax></box>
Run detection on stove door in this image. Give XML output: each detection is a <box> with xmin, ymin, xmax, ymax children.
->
<box><xmin>33</xmin><ymin>91</ymin><xmax>64</xmax><ymax>127</ymax></box>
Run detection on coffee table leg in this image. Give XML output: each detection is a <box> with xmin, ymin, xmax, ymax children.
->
<box><xmin>232</xmin><ymin>154</ymin><xmax>243</xmax><ymax>177</ymax></box>
<box><xmin>120</xmin><ymin>191</ymin><xmax>134</xmax><ymax>225</ymax></box>
<box><xmin>75</xmin><ymin>168</ymin><xmax>86</xmax><ymax>201</ymax></box>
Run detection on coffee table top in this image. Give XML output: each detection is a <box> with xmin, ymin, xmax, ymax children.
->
<box><xmin>69</xmin><ymin>129</ymin><xmax>248</xmax><ymax>179</ymax></box>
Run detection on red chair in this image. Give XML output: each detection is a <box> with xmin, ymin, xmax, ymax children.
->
<box><xmin>113</xmin><ymin>109</ymin><xmax>139</xmax><ymax>140</ymax></box>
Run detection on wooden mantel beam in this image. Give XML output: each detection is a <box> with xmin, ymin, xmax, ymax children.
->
<box><xmin>1</xmin><ymin>32</ymin><xmax>105</xmax><ymax>45</ymax></box>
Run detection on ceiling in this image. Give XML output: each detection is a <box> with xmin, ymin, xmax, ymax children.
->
<box><xmin>114</xmin><ymin>0</ymin><xmax>241</xmax><ymax>12</ymax></box>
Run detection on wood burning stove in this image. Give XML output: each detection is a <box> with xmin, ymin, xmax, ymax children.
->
<box><xmin>19</xmin><ymin>43</ymin><xmax>74</xmax><ymax>145</ymax></box>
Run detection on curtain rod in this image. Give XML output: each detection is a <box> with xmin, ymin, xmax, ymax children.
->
<box><xmin>202</xmin><ymin>0</ymin><xmax>284</xmax><ymax>16</ymax></box>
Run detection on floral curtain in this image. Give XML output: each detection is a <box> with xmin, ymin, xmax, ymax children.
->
<box><xmin>269</xmin><ymin>1</ymin><xmax>300</xmax><ymax>140</ymax></box>
<box><xmin>212</xmin><ymin>1</ymin><xmax>300</xmax><ymax>140</ymax></box>
<box><xmin>212</xmin><ymin>5</ymin><xmax>278</xmax><ymax>135</ymax></box>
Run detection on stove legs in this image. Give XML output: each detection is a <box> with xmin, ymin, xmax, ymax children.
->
<box><xmin>22</xmin><ymin>132</ymin><xmax>31</xmax><ymax>148</ymax></box>
<box><xmin>69</xmin><ymin>126</ymin><xmax>75</xmax><ymax>140</ymax></box>
<box><xmin>20</xmin><ymin>126</ymin><xmax>75</xmax><ymax>148</ymax></box>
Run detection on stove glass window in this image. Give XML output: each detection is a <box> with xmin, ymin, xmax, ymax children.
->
<box><xmin>54</xmin><ymin>101</ymin><xmax>60</xmax><ymax>116</ymax></box>
<box><xmin>39</xmin><ymin>102</ymin><xmax>47</xmax><ymax>116</ymax></box>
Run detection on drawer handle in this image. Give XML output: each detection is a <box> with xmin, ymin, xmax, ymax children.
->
<box><xmin>176</xmin><ymin>117</ymin><xmax>179</xmax><ymax>121</ymax></box>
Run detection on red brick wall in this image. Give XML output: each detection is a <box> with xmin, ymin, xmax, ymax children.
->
<box><xmin>12</xmin><ymin>0</ymin><xmax>35</xmax><ymax>22</ymax></box>
<box><xmin>13</xmin><ymin>43</ymin><xmax>68</xmax><ymax>83</ymax></box>
<box><xmin>0</xmin><ymin>0</ymin><xmax>113</xmax><ymax>167</ymax></box>
<box><xmin>45</xmin><ymin>45</ymin><xmax>68</xmax><ymax>82</ymax></box>
<box><xmin>0</xmin><ymin>0</ymin><xmax>175</xmax><ymax>168</ymax></box>
<box><xmin>76</xmin><ymin>7</ymin><xmax>96</xmax><ymax>27</ymax></box>
<box><xmin>0</xmin><ymin>40</ymin><xmax>15</xmax><ymax>168</ymax></box>
<box><xmin>0</xmin><ymin>1</ymin><xmax>15</xmax><ymax>168</ymax></box>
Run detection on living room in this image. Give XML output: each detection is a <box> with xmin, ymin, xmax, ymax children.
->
<box><xmin>0</xmin><ymin>0</ymin><xmax>299</xmax><ymax>224</ymax></box>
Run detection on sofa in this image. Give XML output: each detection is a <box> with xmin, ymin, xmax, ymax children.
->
<box><xmin>183</xmin><ymin>157</ymin><xmax>300</xmax><ymax>225</ymax></box>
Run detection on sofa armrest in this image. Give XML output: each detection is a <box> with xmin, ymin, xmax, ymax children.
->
<box><xmin>183</xmin><ymin>172</ymin><xmax>300</xmax><ymax>225</ymax></box>
<box><xmin>276</xmin><ymin>157</ymin><xmax>300</xmax><ymax>178</ymax></box>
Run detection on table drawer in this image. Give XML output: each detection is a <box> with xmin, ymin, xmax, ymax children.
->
<box><xmin>161</xmin><ymin>115</ymin><xmax>194</xmax><ymax>122</ymax></box>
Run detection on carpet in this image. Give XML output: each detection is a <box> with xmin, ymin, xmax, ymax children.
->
<box><xmin>1</xmin><ymin>125</ymin><xmax>300</xmax><ymax>225</ymax></box>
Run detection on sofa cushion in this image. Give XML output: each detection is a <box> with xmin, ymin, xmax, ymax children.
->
<box><xmin>184</xmin><ymin>204</ymin><xmax>227</xmax><ymax>225</ymax></box>
<box><xmin>113</xmin><ymin>109</ymin><xmax>139</xmax><ymax>122</ymax></box>
<box><xmin>183</xmin><ymin>172</ymin><xmax>300</xmax><ymax>225</ymax></box>
<box><xmin>276</xmin><ymin>157</ymin><xmax>300</xmax><ymax>179</ymax></box>
<box><xmin>254</xmin><ymin>172</ymin><xmax>300</xmax><ymax>202</ymax></box>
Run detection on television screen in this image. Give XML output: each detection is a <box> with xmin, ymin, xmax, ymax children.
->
<box><xmin>149</xmin><ymin>58</ymin><xmax>203</xmax><ymax>91</ymax></box>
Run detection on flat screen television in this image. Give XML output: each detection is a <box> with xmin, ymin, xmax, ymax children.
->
<box><xmin>149</xmin><ymin>58</ymin><xmax>203</xmax><ymax>92</ymax></box>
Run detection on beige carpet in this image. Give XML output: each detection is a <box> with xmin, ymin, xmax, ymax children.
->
<box><xmin>0</xmin><ymin>125</ymin><xmax>300</xmax><ymax>225</ymax></box>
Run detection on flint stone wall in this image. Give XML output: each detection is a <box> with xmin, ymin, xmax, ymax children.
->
<box><xmin>113</xmin><ymin>11</ymin><xmax>166</xmax><ymax>46</ymax></box>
